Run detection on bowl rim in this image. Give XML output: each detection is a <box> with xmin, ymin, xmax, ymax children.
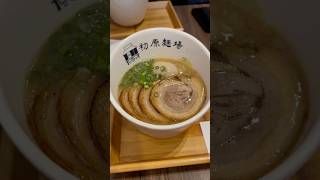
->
<box><xmin>110</xmin><ymin>27</ymin><xmax>210</xmax><ymax>130</ymax></box>
<box><xmin>261</xmin><ymin>119</ymin><xmax>320</xmax><ymax>179</ymax></box>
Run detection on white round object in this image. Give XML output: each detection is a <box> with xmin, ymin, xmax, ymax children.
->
<box><xmin>110</xmin><ymin>0</ymin><xmax>148</xmax><ymax>27</ymax></box>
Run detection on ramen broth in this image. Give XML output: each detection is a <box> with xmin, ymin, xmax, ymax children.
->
<box><xmin>212</xmin><ymin>0</ymin><xmax>308</xmax><ymax>179</ymax></box>
<box><xmin>25</xmin><ymin>2</ymin><xmax>108</xmax><ymax>179</ymax></box>
<box><xmin>118</xmin><ymin>58</ymin><xmax>206</xmax><ymax>125</ymax></box>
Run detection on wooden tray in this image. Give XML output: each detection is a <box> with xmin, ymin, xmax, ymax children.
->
<box><xmin>110</xmin><ymin>107</ymin><xmax>210</xmax><ymax>173</ymax></box>
<box><xmin>110</xmin><ymin>1</ymin><xmax>183</xmax><ymax>39</ymax></box>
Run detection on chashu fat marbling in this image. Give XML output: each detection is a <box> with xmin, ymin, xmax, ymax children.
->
<box><xmin>139</xmin><ymin>86</ymin><xmax>172</xmax><ymax>124</ymax></box>
<box><xmin>150</xmin><ymin>75</ymin><xmax>206</xmax><ymax>121</ymax></box>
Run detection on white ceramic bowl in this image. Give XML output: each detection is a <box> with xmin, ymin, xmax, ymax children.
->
<box><xmin>110</xmin><ymin>28</ymin><xmax>210</xmax><ymax>138</ymax></box>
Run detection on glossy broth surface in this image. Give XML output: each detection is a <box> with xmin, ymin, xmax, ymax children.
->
<box><xmin>118</xmin><ymin>58</ymin><xmax>207</xmax><ymax>125</ymax></box>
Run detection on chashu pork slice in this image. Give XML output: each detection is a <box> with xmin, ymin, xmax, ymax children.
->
<box><xmin>127</xmin><ymin>85</ymin><xmax>146</xmax><ymax>120</ymax></box>
<box><xmin>139</xmin><ymin>86</ymin><xmax>173</xmax><ymax>124</ymax></box>
<box><xmin>150</xmin><ymin>75</ymin><xmax>206</xmax><ymax>121</ymax></box>
<box><xmin>30</xmin><ymin>79</ymin><xmax>104</xmax><ymax>179</ymax></box>
<box><xmin>119</xmin><ymin>88</ymin><xmax>139</xmax><ymax>118</ymax></box>
<box><xmin>59</xmin><ymin>68</ymin><xmax>106</xmax><ymax>174</ymax></box>
<box><xmin>90</xmin><ymin>81</ymin><xmax>108</xmax><ymax>161</ymax></box>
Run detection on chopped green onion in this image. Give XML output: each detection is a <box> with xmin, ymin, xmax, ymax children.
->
<box><xmin>120</xmin><ymin>59</ymin><xmax>161</xmax><ymax>88</ymax></box>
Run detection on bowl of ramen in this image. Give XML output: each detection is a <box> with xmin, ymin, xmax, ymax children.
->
<box><xmin>213</xmin><ymin>0</ymin><xmax>320</xmax><ymax>179</ymax></box>
<box><xmin>110</xmin><ymin>28</ymin><xmax>210</xmax><ymax>138</ymax></box>
<box><xmin>0</xmin><ymin>0</ymin><xmax>108</xmax><ymax>179</ymax></box>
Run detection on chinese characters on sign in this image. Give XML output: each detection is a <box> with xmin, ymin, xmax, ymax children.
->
<box><xmin>151</xmin><ymin>39</ymin><xmax>160</xmax><ymax>47</ymax></box>
<box><xmin>139</xmin><ymin>38</ymin><xmax>183</xmax><ymax>51</ymax></box>
<box><xmin>173</xmin><ymin>41</ymin><xmax>183</xmax><ymax>49</ymax></box>
<box><xmin>124</xmin><ymin>39</ymin><xmax>183</xmax><ymax>65</ymax></box>
<box><xmin>162</xmin><ymin>39</ymin><xmax>171</xmax><ymax>47</ymax></box>
<box><xmin>139</xmin><ymin>43</ymin><xmax>148</xmax><ymax>51</ymax></box>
